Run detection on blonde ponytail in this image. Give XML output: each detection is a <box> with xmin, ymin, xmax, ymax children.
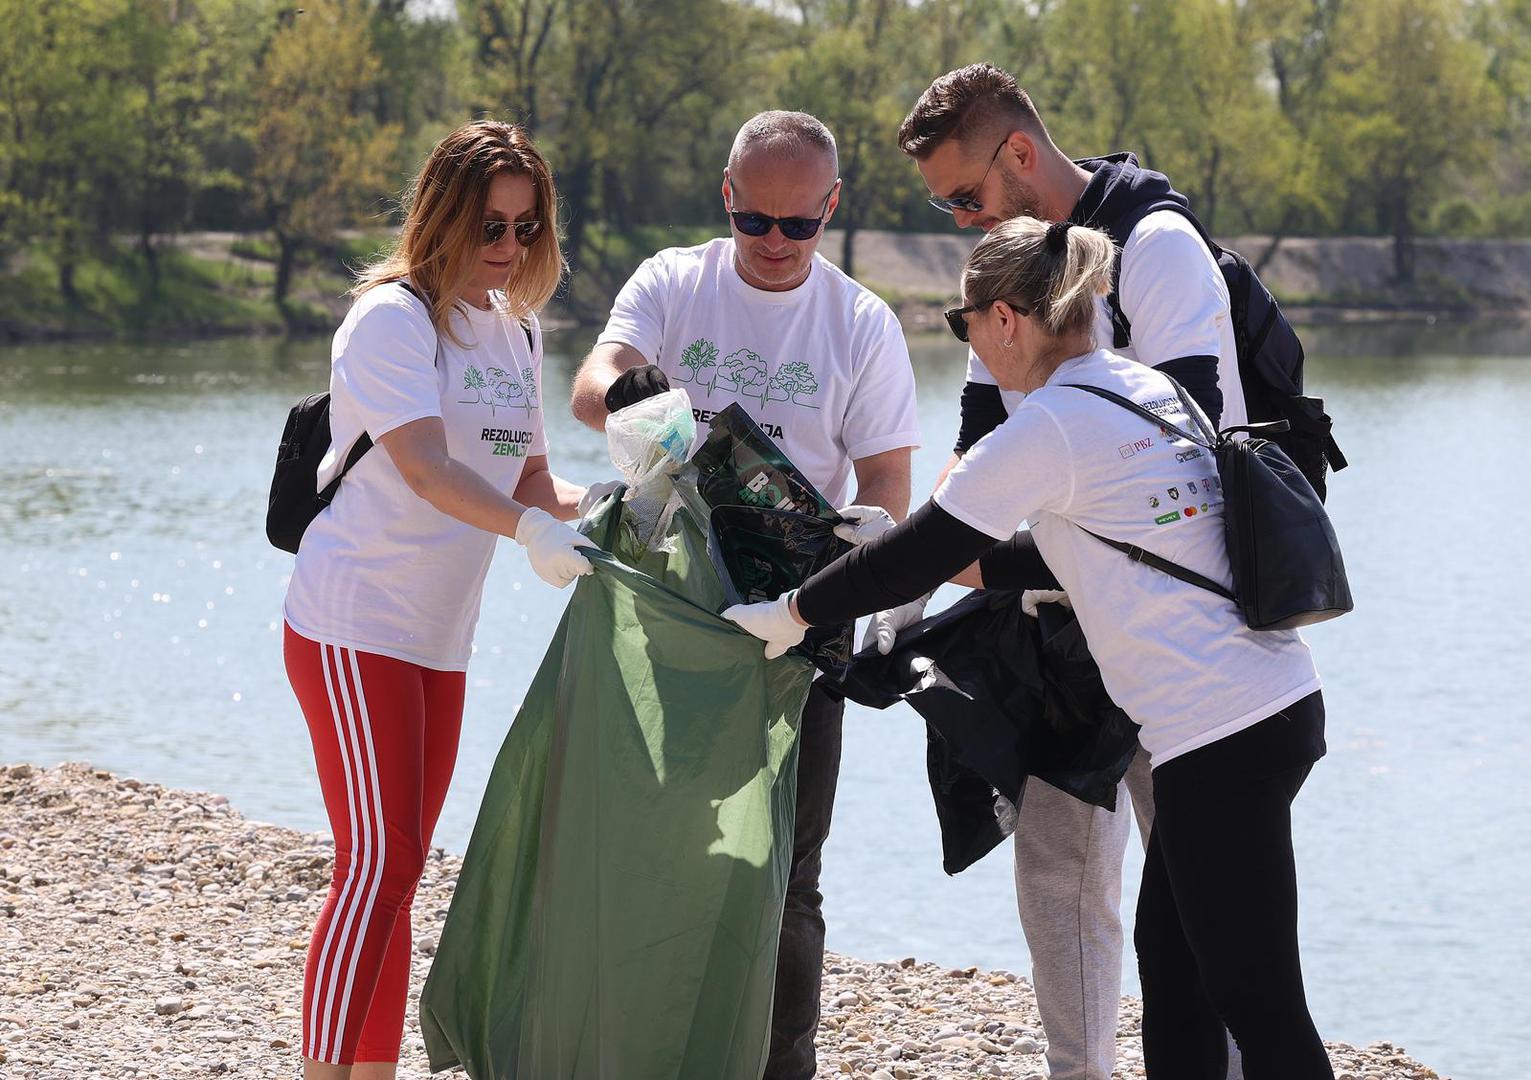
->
<box><xmin>961</xmin><ymin>217</ymin><xmax>1116</xmax><ymax>341</ymax></box>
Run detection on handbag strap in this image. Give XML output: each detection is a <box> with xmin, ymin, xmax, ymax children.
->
<box><xmin>1059</xmin><ymin>378</ymin><xmax>1245</xmax><ymax>604</ymax></box>
<box><xmin>1075</xmin><ymin>525</ymin><xmax>1237</xmax><ymax>603</ymax></box>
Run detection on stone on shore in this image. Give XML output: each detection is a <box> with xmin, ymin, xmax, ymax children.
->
<box><xmin>0</xmin><ymin>763</ymin><xmax>1446</xmax><ymax>1079</ymax></box>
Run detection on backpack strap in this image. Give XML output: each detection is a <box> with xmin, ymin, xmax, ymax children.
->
<box><xmin>323</xmin><ymin>279</ymin><xmax>443</xmax><ymax>499</ymax></box>
<box><xmin>1102</xmin><ymin>198</ymin><xmax>1219</xmax><ymax>349</ymax></box>
<box><xmin>1059</xmin><ymin>380</ymin><xmax>1286</xmax><ymax>606</ymax></box>
<box><xmin>1075</xmin><ymin>525</ymin><xmax>1237</xmax><ymax>603</ymax></box>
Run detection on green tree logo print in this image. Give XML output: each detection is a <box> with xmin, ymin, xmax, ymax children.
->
<box><xmin>675</xmin><ymin>338</ymin><xmax>719</xmax><ymax>390</ymax></box>
<box><xmin>461</xmin><ymin>362</ymin><xmax>539</xmax><ymax>416</ymax></box>
<box><xmin>461</xmin><ymin>364</ymin><xmax>488</xmax><ymax>405</ymax></box>
<box><xmin>717</xmin><ymin>347</ymin><xmax>765</xmax><ymax>399</ymax></box>
<box><xmin>768</xmin><ymin>360</ymin><xmax>820</xmax><ymax>408</ymax></box>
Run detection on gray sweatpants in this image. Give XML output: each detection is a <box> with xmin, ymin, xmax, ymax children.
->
<box><xmin>1013</xmin><ymin>747</ymin><xmax>1244</xmax><ymax>1080</ymax></box>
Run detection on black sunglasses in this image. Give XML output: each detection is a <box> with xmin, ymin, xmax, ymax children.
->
<box><xmin>483</xmin><ymin>218</ymin><xmax>543</xmax><ymax>247</ymax></box>
<box><xmin>943</xmin><ymin>297</ymin><xmax>1032</xmax><ymax>343</ymax></box>
<box><xmin>928</xmin><ymin>138</ymin><xmax>1009</xmax><ymax>215</ymax></box>
<box><xmin>727</xmin><ymin>184</ymin><xmax>838</xmax><ymax>241</ymax></box>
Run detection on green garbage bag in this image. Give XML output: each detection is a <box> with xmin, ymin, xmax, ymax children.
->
<box><xmin>420</xmin><ymin>483</ymin><xmax>815</xmax><ymax>1080</ymax></box>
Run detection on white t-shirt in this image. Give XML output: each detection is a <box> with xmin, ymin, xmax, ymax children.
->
<box><xmin>935</xmin><ymin>348</ymin><xmax>1320</xmax><ymax>765</ymax></box>
<box><xmin>968</xmin><ymin>210</ymin><xmax>1245</xmax><ymax>428</ymax></box>
<box><xmin>283</xmin><ymin>283</ymin><xmax>547</xmax><ymax>670</ymax></box>
<box><xmin>595</xmin><ymin>238</ymin><xmax>920</xmax><ymax>508</ymax></box>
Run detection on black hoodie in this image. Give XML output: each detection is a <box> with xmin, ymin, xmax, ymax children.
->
<box><xmin>954</xmin><ymin>152</ymin><xmax>1224</xmax><ymax>454</ymax></box>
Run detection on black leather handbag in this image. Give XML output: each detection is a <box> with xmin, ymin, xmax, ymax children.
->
<box><xmin>1065</xmin><ymin>381</ymin><xmax>1353</xmax><ymax>631</ymax></box>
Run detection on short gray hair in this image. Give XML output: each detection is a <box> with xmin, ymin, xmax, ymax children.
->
<box><xmin>728</xmin><ymin>111</ymin><xmax>838</xmax><ymax>174</ymax></box>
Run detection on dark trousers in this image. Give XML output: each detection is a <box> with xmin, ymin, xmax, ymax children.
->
<box><xmin>764</xmin><ymin>681</ymin><xmax>844</xmax><ymax>1080</ymax></box>
<box><xmin>1135</xmin><ymin>691</ymin><xmax>1333</xmax><ymax>1080</ymax></box>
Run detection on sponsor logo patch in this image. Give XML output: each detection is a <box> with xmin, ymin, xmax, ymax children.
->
<box><xmin>1155</xmin><ymin>511</ymin><xmax>1181</xmax><ymax>525</ymax></box>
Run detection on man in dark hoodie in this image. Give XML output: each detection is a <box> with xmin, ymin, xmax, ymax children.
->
<box><xmin>882</xmin><ymin>63</ymin><xmax>1247</xmax><ymax>1080</ymax></box>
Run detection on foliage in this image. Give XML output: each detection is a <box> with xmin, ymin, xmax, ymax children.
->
<box><xmin>0</xmin><ymin>0</ymin><xmax>1523</xmax><ymax>320</ymax></box>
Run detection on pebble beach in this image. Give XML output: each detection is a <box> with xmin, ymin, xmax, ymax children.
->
<box><xmin>0</xmin><ymin>762</ymin><xmax>1444</xmax><ymax>1079</ymax></box>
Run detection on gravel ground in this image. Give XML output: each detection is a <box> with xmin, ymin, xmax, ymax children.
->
<box><xmin>0</xmin><ymin>763</ymin><xmax>1444</xmax><ymax>1079</ymax></box>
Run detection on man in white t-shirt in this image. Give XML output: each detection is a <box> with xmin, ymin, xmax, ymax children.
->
<box><xmin>571</xmin><ymin>111</ymin><xmax>920</xmax><ymax>1080</ymax></box>
<box><xmin>885</xmin><ymin>64</ymin><xmax>1247</xmax><ymax>1080</ymax></box>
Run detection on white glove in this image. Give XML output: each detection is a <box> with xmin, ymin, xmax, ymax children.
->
<box><xmin>1021</xmin><ymin>589</ymin><xmax>1071</xmax><ymax>618</ymax></box>
<box><xmin>722</xmin><ymin>593</ymin><xmax>808</xmax><ymax>660</ymax></box>
<box><xmin>832</xmin><ymin>504</ymin><xmax>897</xmax><ymax>546</ymax></box>
<box><xmin>861</xmin><ymin>590</ymin><xmax>933</xmax><ymax>655</ymax></box>
<box><xmin>577</xmin><ymin>479</ymin><xmax>623</xmax><ymax>518</ymax></box>
<box><xmin>514</xmin><ymin>507</ymin><xmax>597</xmax><ymax>588</ymax></box>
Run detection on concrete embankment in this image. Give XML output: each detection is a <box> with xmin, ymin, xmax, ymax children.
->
<box><xmin>819</xmin><ymin>231</ymin><xmax>1531</xmax><ymax>330</ymax></box>
<box><xmin>0</xmin><ymin>762</ymin><xmax>1445</xmax><ymax>1079</ymax></box>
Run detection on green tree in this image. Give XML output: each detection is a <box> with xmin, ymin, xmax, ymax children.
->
<box><xmin>250</xmin><ymin>1</ymin><xmax>400</xmax><ymax>310</ymax></box>
<box><xmin>778</xmin><ymin>0</ymin><xmax>926</xmax><ymax>278</ymax></box>
<box><xmin>0</xmin><ymin>0</ymin><xmax>137</xmax><ymax>301</ymax></box>
<box><xmin>1316</xmin><ymin>0</ymin><xmax>1499</xmax><ymax>281</ymax></box>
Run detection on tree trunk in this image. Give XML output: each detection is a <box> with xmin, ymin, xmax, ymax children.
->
<box><xmin>841</xmin><ymin>217</ymin><xmax>858</xmax><ymax>281</ymax></box>
<box><xmin>140</xmin><ymin>222</ymin><xmax>160</xmax><ymax>294</ymax></box>
<box><xmin>275</xmin><ymin>231</ymin><xmax>298</xmax><ymax>306</ymax></box>
<box><xmin>57</xmin><ymin>229</ymin><xmax>79</xmax><ymax>305</ymax></box>
<box><xmin>1391</xmin><ymin>188</ymin><xmax>1414</xmax><ymax>285</ymax></box>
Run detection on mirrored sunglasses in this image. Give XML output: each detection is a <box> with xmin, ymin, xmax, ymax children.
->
<box><xmin>483</xmin><ymin>218</ymin><xmax>543</xmax><ymax>247</ymax></box>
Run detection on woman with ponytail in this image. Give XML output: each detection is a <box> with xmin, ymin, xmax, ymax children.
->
<box><xmin>724</xmin><ymin>216</ymin><xmax>1334</xmax><ymax>1080</ymax></box>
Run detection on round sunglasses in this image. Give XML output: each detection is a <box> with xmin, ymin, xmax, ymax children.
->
<box><xmin>727</xmin><ymin>183</ymin><xmax>838</xmax><ymax>242</ymax></box>
<box><xmin>943</xmin><ymin>296</ymin><xmax>1032</xmax><ymax>342</ymax></box>
<box><xmin>483</xmin><ymin>218</ymin><xmax>543</xmax><ymax>247</ymax></box>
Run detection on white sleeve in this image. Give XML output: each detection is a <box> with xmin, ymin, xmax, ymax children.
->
<box><xmin>593</xmin><ymin>253</ymin><xmax>669</xmax><ymax>360</ymax></box>
<box><xmin>933</xmin><ymin>403</ymin><xmax>1074</xmax><ymax>540</ymax></box>
<box><xmin>842</xmin><ymin>303</ymin><xmax>922</xmax><ymax>460</ymax></box>
<box><xmin>965</xmin><ymin>348</ymin><xmax>998</xmax><ymax>386</ymax></box>
<box><xmin>332</xmin><ymin>291</ymin><xmax>440</xmax><ymax>439</ymax></box>
<box><xmin>1118</xmin><ymin>211</ymin><xmax>1229</xmax><ymax>369</ymax></box>
<box><xmin>527</xmin><ymin>314</ymin><xmax>549</xmax><ymax>457</ymax></box>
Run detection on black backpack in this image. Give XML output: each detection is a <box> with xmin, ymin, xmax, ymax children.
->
<box><xmin>265</xmin><ymin>280</ymin><xmax>437</xmax><ymax>554</ymax></box>
<box><xmin>1066</xmin><ymin>380</ymin><xmax>1353</xmax><ymax>631</ymax></box>
<box><xmin>1102</xmin><ymin>200</ymin><xmax>1348</xmax><ymax>501</ymax></box>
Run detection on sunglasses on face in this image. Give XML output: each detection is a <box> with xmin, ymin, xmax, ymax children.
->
<box><xmin>943</xmin><ymin>297</ymin><xmax>1032</xmax><ymax>343</ymax></box>
<box><xmin>928</xmin><ymin>138</ymin><xmax>1009</xmax><ymax>215</ymax></box>
<box><xmin>727</xmin><ymin>183</ymin><xmax>838</xmax><ymax>242</ymax></box>
<box><xmin>483</xmin><ymin>218</ymin><xmax>543</xmax><ymax>247</ymax></box>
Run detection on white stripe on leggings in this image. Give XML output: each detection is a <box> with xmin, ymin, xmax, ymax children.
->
<box><xmin>328</xmin><ymin>646</ymin><xmax>388</xmax><ymax>1058</ymax></box>
<box><xmin>314</xmin><ymin>645</ymin><xmax>383</xmax><ymax>1064</ymax></box>
<box><xmin>307</xmin><ymin>642</ymin><xmax>364</xmax><ymax>1062</ymax></box>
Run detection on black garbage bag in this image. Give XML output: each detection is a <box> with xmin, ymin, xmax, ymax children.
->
<box><xmin>823</xmin><ymin>589</ymin><xmax>1141</xmax><ymax>874</ymax></box>
<box><xmin>688</xmin><ymin>404</ymin><xmax>855</xmax><ymax>680</ymax></box>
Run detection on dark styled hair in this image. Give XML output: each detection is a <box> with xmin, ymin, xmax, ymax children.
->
<box><xmin>898</xmin><ymin>63</ymin><xmax>1046</xmax><ymax>159</ymax></box>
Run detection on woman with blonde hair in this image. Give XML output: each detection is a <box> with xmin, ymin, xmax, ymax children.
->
<box><xmin>726</xmin><ymin>216</ymin><xmax>1334</xmax><ymax>1079</ymax></box>
<box><xmin>281</xmin><ymin>120</ymin><xmax>595</xmax><ymax>1079</ymax></box>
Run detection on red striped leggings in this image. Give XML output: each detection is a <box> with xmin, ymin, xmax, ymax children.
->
<box><xmin>284</xmin><ymin>625</ymin><xmax>465</xmax><ymax>1066</ymax></box>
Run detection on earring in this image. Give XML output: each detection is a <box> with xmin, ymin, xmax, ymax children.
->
<box><xmin>1002</xmin><ymin>338</ymin><xmax>1014</xmax><ymax>349</ymax></box>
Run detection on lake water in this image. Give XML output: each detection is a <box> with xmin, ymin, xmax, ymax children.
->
<box><xmin>3</xmin><ymin>320</ymin><xmax>1528</xmax><ymax>1079</ymax></box>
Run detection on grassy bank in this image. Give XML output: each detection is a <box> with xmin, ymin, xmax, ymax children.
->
<box><xmin>4</xmin><ymin>229</ymin><xmax>1527</xmax><ymax>345</ymax></box>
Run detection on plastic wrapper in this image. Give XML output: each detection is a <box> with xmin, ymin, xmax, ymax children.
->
<box><xmin>606</xmin><ymin>388</ymin><xmax>697</xmax><ymax>549</ymax></box>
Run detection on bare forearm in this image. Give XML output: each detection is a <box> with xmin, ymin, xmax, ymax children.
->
<box><xmin>514</xmin><ymin>467</ymin><xmax>583</xmax><ymax>521</ymax></box>
<box><xmin>571</xmin><ymin>356</ymin><xmax>622</xmax><ymax>431</ymax></box>
<box><xmin>411</xmin><ymin>456</ymin><xmax>528</xmax><ymax>537</ymax></box>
